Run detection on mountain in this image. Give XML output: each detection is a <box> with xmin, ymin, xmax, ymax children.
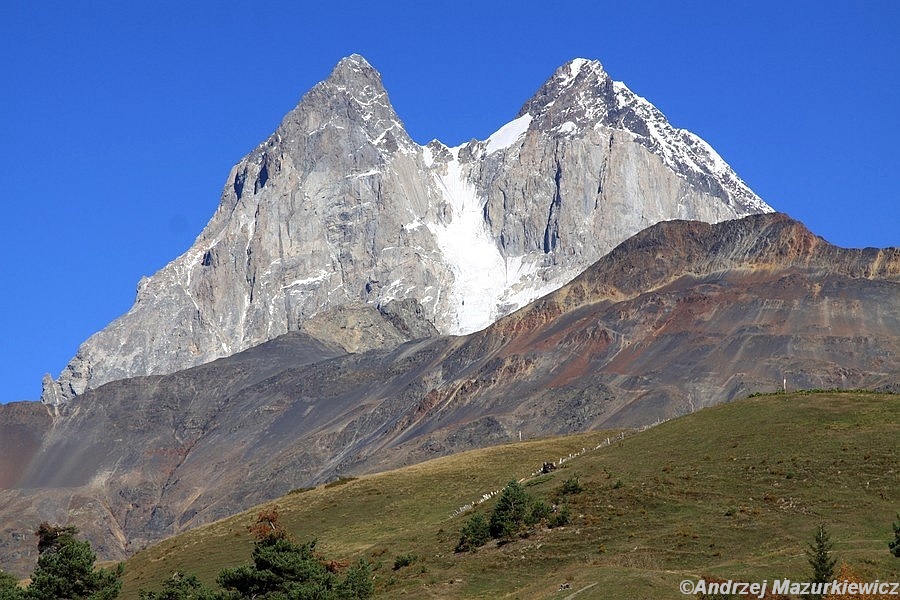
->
<box><xmin>42</xmin><ymin>54</ymin><xmax>771</xmax><ymax>405</ymax></box>
<box><xmin>4</xmin><ymin>213</ymin><xmax>898</xmax><ymax>576</ymax></box>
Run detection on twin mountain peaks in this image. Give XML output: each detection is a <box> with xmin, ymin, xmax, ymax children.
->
<box><xmin>42</xmin><ymin>54</ymin><xmax>772</xmax><ymax>406</ymax></box>
<box><xmin>3</xmin><ymin>55</ymin><xmax>897</xmax><ymax>576</ymax></box>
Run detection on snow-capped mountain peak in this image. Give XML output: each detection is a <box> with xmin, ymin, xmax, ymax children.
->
<box><xmin>44</xmin><ymin>55</ymin><xmax>774</xmax><ymax>404</ymax></box>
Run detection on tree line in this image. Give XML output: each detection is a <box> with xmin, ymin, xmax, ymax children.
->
<box><xmin>1</xmin><ymin>501</ymin><xmax>897</xmax><ymax>599</ymax></box>
<box><xmin>0</xmin><ymin>510</ymin><xmax>373</xmax><ymax>600</ymax></box>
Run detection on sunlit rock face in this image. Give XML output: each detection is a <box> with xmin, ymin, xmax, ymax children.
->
<box><xmin>44</xmin><ymin>55</ymin><xmax>771</xmax><ymax>405</ymax></box>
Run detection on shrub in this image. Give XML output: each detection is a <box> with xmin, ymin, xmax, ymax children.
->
<box><xmin>548</xmin><ymin>502</ymin><xmax>571</xmax><ymax>528</ymax></box>
<box><xmin>526</xmin><ymin>500</ymin><xmax>552</xmax><ymax>526</ymax></box>
<box><xmin>392</xmin><ymin>553</ymin><xmax>416</xmax><ymax>570</ymax></box>
<box><xmin>456</xmin><ymin>513</ymin><xmax>490</xmax><ymax>552</ymax></box>
<box><xmin>558</xmin><ymin>474</ymin><xmax>584</xmax><ymax>496</ymax></box>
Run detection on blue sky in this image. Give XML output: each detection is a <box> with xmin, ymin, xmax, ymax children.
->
<box><xmin>1</xmin><ymin>1</ymin><xmax>897</xmax><ymax>402</ymax></box>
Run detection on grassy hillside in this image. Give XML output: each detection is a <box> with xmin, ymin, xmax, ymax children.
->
<box><xmin>121</xmin><ymin>391</ymin><xmax>899</xmax><ymax>599</ymax></box>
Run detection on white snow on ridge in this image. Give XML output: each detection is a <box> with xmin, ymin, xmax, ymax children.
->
<box><xmin>556</xmin><ymin>57</ymin><xmax>590</xmax><ymax>88</ymax></box>
<box><xmin>485</xmin><ymin>114</ymin><xmax>532</xmax><ymax>155</ymax></box>
<box><xmin>610</xmin><ymin>81</ymin><xmax>773</xmax><ymax>214</ymax></box>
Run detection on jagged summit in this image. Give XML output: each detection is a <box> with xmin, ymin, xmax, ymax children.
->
<box><xmin>43</xmin><ymin>55</ymin><xmax>774</xmax><ymax>405</ymax></box>
<box><xmin>515</xmin><ymin>57</ymin><xmax>767</xmax><ymax>215</ymax></box>
<box><xmin>317</xmin><ymin>53</ymin><xmax>393</xmax><ymax>119</ymax></box>
<box><xmin>518</xmin><ymin>57</ymin><xmax>611</xmax><ymax>124</ymax></box>
<box><xmin>270</xmin><ymin>53</ymin><xmax>414</xmax><ymax>160</ymax></box>
<box><xmin>331</xmin><ymin>53</ymin><xmax>378</xmax><ymax>78</ymax></box>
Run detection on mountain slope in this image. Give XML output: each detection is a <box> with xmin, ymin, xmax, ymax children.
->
<box><xmin>3</xmin><ymin>213</ymin><xmax>897</xmax><ymax>576</ymax></box>
<box><xmin>120</xmin><ymin>391</ymin><xmax>899</xmax><ymax>600</ymax></box>
<box><xmin>43</xmin><ymin>54</ymin><xmax>771</xmax><ymax>405</ymax></box>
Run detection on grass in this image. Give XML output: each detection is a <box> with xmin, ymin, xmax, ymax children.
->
<box><xmin>120</xmin><ymin>391</ymin><xmax>899</xmax><ymax>599</ymax></box>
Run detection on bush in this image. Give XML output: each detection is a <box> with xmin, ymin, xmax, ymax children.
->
<box><xmin>392</xmin><ymin>553</ymin><xmax>416</xmax><ymax>570</ymax></box>
<box><xmin>558</xmin><ymin>475</ymin><xmax>584</xmax><ymax>496</ymax></box>
<box><xmin>526</xmin><ymin>500</ymin><xmax>552</xmax><ymax>526</ymax></box>
<box><xmin>456</xmin><ymin>513</ymin><xmax>490</xmax><ymax>552</ymax></box>
<box><xmin>548</xmin><ymin>503</ymin><xmax>571</xmax><ymax>528</ymax></box>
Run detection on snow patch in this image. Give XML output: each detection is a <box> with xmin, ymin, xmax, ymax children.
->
<box><xmin>485</xmin><ymin>114</ymin><xmax>532</xmax><ymax>155</ymax></box>
<box><xmin>426</xmin><ymin>149</ymin><xmax>508</xmax><ymax>333</ymax></box>
<box><xmin>569</xmin><ymin>58</ymin><xmax>588</xmax><ymax>78</ymax></box>
<box><xmin>556</xmin><ymin>121</ymin><xmax>578</xmax><ymax>135</ymax></box>
<box><xmin>348</xmin><ymin>169</ymin><xmax>381</xmax><ymax>178</ymax></box>
<box><xmin>403</xmin><ymin>218</ymin><xmax>424</xmax><ymax>231</ymax></box>
<box><xmin>556</xmin><ymin>58</ymin><xmax>588</xmax><ymax>88</ymax></box>
<box><xmin>282</xmin><ymin>271</ymin><xmax>328</xmax><ymax>290</ymax></box>
<box><xmin>424</xmin><ymin>149</ymin><xmax>578</xmax><ymax>334</ymax></box>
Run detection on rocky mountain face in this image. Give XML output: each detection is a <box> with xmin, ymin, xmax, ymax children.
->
<box><xmin>42</xmin><ymin>55</ymin><xmax>771</xmax><ymax>405</ymax></box>
<box><xmin>4</xmin><ymin>213</ymin><xmax>898</xmax><ymax>576</ymax></box>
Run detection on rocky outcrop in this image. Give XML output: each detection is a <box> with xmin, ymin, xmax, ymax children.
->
<box><xmin>0</xmin><ymin>401</ymin><xmax>52</xmax><ymax>489</ymax></box>
<box><xmin>298</xmin><ymin>300</ymin><xmax>437</xmax><ymax>354</ymax></box>
<box><xmin>43</xmin><ymin>55</ymin><xmax>772</xmax><ymax>405</ymax></box>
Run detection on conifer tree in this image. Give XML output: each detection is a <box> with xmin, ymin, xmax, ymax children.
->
<box><xmin>890</xmin><ymin>513</ymin><xmax>900</xmax><ymax>558</ymax></box>
<box><xmin>138</xmin><ymin>572</ymin><xmax>216</xmax><ymax>600</ymax></box>
<box><xmin>215</xmin><ymin>509</ymin><xmax>372</xmax><ymax>599</ymax></box>
<box><xmin>489</xmin><ymin>480</ymin><xmax>530</xmax><ymax>540</ymax></box>
<box><xmin>455</xmin><ymin>513</ymin><xmax>490</xmax><ymax>552</ymax></box>
<box><xmin>26</xmin><ymin>523</ymin><xmax>123</xmax><ymax>600</ymax></box>
<box><xmin>804</xmin><ymin>524</ymin><xmax>836</xmax><ymax>600</ymax></box>
<box><xmin>0</xmin><ymin>571</ymin><xmax>24</xmax><ymax>600</ymax></box>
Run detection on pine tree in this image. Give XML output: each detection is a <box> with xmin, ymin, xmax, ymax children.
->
<box><xmin>0</xmin><ymin>571</ymin><xmax>24</xmax><ymax>600</ymax></box>
<box><xmin>26</xmin><ymin>531</ymin><xmax>123</xmax><ymax>600</ymax></box>
<box><xmin>803</xmin><ymin>524</ymin><xmax>837</xmax><ymax>600</ymax></box>
<box><xmin>215</xmin><ymin>509</ymin><xmax>372</xmax><ymax>599</ymax></box>
<box><xmin>34</xmin><ymin>522</ymin><xmax>78</xmax><ymax>555</ymax></box>
<box><xmin>138</xmin><ymin>572</ymin><xmax>217</xmax><ymax>600</ymax></box>
<box><xmin>890</xmin><ymin>513</ymin><xmax>900</xmax><ymax>558</ymax></box>
<box><xmin>489</xmin><ymin>481</ymin><xmax>530</xmax><ymax>540</ymax></box>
